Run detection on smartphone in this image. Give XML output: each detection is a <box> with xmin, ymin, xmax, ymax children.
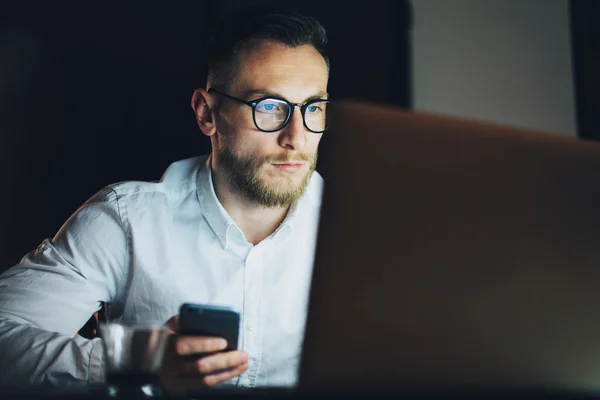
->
<box><xmin>178</xmin><ymin>303</ymin><xmax>240</xmax><ymax>356</ymax></box>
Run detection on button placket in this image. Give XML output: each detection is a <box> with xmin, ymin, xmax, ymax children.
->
<box><xmin>240</xmin><ymin>246</ymin><xmax>264</xmax><ymax>387</ymax></box>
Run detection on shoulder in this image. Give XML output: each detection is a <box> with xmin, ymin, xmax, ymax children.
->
<box><xmin>70</xmin><ymin>156</ymin><xmax>207</xmax><ymax>223</ymax></box>
<box><xmin>101</xmin><ymin>156</ymin><xmax>207</xmax><ymax>202</ymax></box>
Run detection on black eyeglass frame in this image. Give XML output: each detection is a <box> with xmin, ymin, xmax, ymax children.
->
<box><xmin>208</xmin><ymin>88</ymin><xmax>330</xmax><ymax>134</ymax></box>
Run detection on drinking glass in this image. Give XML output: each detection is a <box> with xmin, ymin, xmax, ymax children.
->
<box><xmin>97</xmin><ymin>322</ymin><xmax>170</xmax><ymax>398</ymax></box>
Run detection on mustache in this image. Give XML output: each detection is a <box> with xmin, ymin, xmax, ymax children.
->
<box><xmin>263</xmin><ymin>152</ymin><xmax>313</xmax><ymax>164</ymax></box>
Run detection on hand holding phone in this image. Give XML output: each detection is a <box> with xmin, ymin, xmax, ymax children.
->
<box><xmin>159</xmin><ymin>304</ymin><xmax>247</xmax><ymax>391</ymax></box>
<box><xmin>178</xmin><ymin>303</ymin><xmax>240</xmax><ymax>354</ymax></box>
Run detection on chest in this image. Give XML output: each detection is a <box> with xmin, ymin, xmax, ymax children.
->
<box><xmin>122</xmin><ymin>223</ymin><xmax>316</xmax><ymax>331</ymax></box>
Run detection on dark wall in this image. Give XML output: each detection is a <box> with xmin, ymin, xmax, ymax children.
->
<box><xmin>1</xmin><ymin>1</ymin><xmax>411</xmax><ymax>272</ymax></box>
<box><xmin>570</xmin><ymin>0</ymin><xmax>600</xmax><ymax>142</ymax></box>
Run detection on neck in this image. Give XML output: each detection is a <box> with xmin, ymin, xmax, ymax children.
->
<box><xmin>210</xmin><ymin>161</ymin><xmax>291</xmax><ymax>246</ymax></box>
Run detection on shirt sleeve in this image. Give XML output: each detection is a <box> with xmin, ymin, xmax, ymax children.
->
<box><xmin>0</xmin><ymin>187</ymin><xmax>131</xmax><ymax>390</ymax></box>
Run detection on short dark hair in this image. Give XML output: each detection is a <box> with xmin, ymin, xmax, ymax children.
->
<box><xmin>206</xmin><ymin>6</ymin><xmax>329</xmax><ymax>90</ymax></box>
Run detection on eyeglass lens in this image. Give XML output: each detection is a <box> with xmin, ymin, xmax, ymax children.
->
<box><xmin>254</xmin><ymin>98</ymin><xmax>329</xmax><ymax>132</ymax></box>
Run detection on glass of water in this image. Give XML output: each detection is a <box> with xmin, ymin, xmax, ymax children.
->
<box><xmin>97</xmin><ymin>322</ymin><xmax>171</xmax><ymax>397</ymax></box>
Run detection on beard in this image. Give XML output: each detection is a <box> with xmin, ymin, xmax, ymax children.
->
<box><xmin>215</xmin><ymin>139</ymin><xmax>318</xmax><ymax>208</ymax></box>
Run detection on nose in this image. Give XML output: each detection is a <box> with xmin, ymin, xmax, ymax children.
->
<box><xmin>278</xmin><ymin>106</ymin><xmax>307</xmax><ymax>151</ymax></box>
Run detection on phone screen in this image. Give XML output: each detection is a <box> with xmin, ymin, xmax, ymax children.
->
<box><xmin>179</xmin><ymin>303</ymin><xmax>240</xmax><ymax>354</ymax></box>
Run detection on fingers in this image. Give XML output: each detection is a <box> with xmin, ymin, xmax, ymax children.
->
<box><xmin>194</xmin><ymin>351</ymin><xmax>248</xmax><ymax>375</ymax></box>
<box><xmin>160</xmin><ymin>334</ymin><xmax>249</xmax><ymax>392</ymax></box>
<box><xmin>160</xmin><ymin>352</ymin><xmax>249</xmax><ymax>393</ymax></box>
<box><xmin>175</xmin><ymin>336</ymin><xmax>228</xmax><ymax>355</ymax></box>
<box><xmin>163</xmin><ymin>315</ymin><xmax>179</xmax><ymax>333</ymax></box>
<box><xmin>162</xmin><ymin>335</ymin><xmax>229</xmax><ymax>375</ymax></box>
<box><xmin>160</xmin><ymin>362</ymin><xmax>248</xmax><ymax>394</ymax></box>
<box><xmin>201</xmin><ymin>361</ymin><xmax>249</xmax><ymax>386</ymax></box>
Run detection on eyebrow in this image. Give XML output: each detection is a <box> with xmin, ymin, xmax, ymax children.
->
<box><xmin>242</xmin><ymin>89</ymin><xmax>329</xmax><ymax>102</ymax></box>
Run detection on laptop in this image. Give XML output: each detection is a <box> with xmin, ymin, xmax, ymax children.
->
<box><xmin>298</xmin><ymin>99</ymin><xmax>600</xmax><ymax>394</ymax></box>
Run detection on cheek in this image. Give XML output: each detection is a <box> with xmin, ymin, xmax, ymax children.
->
<box><xmin>245</xmin><ymin>131</ymin><xmax>282</xmax><ymax>151</ymax></box>
<box><xmin>216</xmin><ymin>108</ymin><xmax>257</xmax><ymax>143</ymax></box>
<box><xmin>231</xmin><ymin>135</ymin><xmax>273</xmax><ymax>160</ymax></box>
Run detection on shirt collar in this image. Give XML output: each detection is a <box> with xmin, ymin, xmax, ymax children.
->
<box><xmin>196</xmin><ymin>156</ymin><xmax>237</xmax><ymax>249</ymax></box>
<box><xmin>195</xmin><ymin>156</ymin><xmax>303</xmax><ymax>249</ymax></box>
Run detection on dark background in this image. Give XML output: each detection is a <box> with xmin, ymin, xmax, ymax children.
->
<box><xmin>569</xmin><ymin>0</ymin><xmax>600</xmax><ymax>143</ymax></box>
<box><xmin>1</xmin><ymin>0</ymin><xmax>412</xmax><ymax>272</ymax></box>
<box><xmin>1</xmin><ymin>0</ymin><xmax>598</xmax><ymax>273</ymax></box>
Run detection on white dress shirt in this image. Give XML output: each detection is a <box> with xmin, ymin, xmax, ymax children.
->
<box><xmin>0</xmin><ymin>155</ymin><xmax>323</xmax><ymax>391</ymax></box>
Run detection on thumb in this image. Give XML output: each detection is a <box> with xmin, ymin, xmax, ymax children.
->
<box><xmin>163</xmin><ymin>315</ymin><xmax>179</xmax><ymax>334</ymax></box>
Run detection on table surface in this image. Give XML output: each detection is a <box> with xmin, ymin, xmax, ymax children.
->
<box><xmin>4</xmin><ymin>387</ymin><xmax>600</xmax><ymax>400</ymax></box>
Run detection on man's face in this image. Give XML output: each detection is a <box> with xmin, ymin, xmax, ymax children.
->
<box><xmin>212</xmin><ymin>41</ymin><xmax>329</xmax><ymax>208</ymax></box>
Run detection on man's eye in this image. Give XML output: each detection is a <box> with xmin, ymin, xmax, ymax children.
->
<box><xmin>307</xmin><ymin>105</ymin><xmax>321</xmax><ymax>113</ymax></box>
<box><xmin>257</xmin><ymin>102</ymin><xmax>280</xmax><ymax>113</ymax></box>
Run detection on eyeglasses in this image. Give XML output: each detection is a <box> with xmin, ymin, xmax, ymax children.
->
<box><xmin>208</xmin><ymin>88</ymin><xmax>330</xmax><ymax>134</ymax></box>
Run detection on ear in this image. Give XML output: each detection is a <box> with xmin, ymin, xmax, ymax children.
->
<box><xmin>191</xmin><ymin>88</ymin><xmax>217</xmax><ymax>137</ymax></box>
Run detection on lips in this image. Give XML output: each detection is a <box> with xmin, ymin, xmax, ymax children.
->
<box><xmin>271</xmin><ymin>163</ymin><xmax>305</xmax><ymax>173</ymax></box>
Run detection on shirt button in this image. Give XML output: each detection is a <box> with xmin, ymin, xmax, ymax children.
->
<box><xmin>241</xmin><ymin>379</ymin><xmax>251</xmax><ymax>387</ymax></box>
<box><xmin>247</xmin><ymin>324</ymin><xmax>253</xmax><ymax>331</ymax></box>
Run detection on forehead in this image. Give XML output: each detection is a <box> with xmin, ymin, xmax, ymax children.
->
<box><xmin>231</xmin><ymin>41</ymin><xmax>329</xmax><ymax>101</ymax></box>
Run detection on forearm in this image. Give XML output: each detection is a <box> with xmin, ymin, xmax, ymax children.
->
<box><xmin>0</xmin><ymin>317</ymin><xmax>105</xmax><ymax>392</ymax></box>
